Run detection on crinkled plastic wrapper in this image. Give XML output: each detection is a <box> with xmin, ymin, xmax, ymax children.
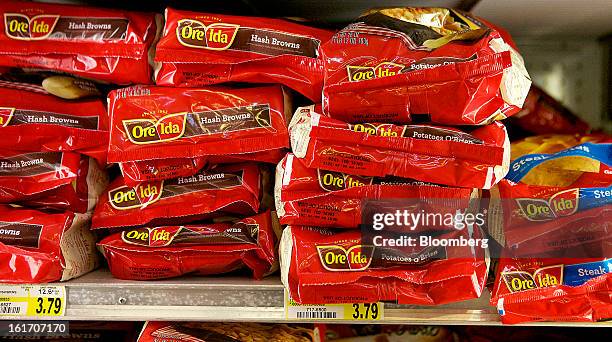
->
<box><xmin>488</xmin><ymin>138</ymin><xmax>611</xmax><ymax>251</ymax></box>
<box><xmin>280</xmin><ymin>226</ymin><xmax>488</xmax><ymax>305</ymax></box>
<box><xmin>99</xmin><ymin>211</ymin><xmax>278</xmax><ymax>280</ymax></box>
<box><xmin>491</xmin><ymin>255</ymin><xmax>612</xmax><ymax>324</ymax></box>
<box><xmin>0</xmin><ymin>205</ymin><xmax>99</xmax><ymax>283</ymax></box>
<box><xmin>322</xmin><ymin>7</ymin><xmax>531</xmax><ymax>125</ymax></box>
<box><xmin>0</xmin><ymin>0</ymin><xmax>159</xmax><ymax>84</ymax></box>
<box><xmin>275</xmin><ymin>153</ymin><xmax>479</xmax><ymax>228</ymax></box>
<box><xmin>0</xmin><ymin>86</ymin><xmax>109</xmax><ymax>164</ymax></box>
<box><xmin>92</xmin><ymin>163</ymin><xmax>261</xmax><ymax>230</ymax></box>
<box><xmin>155</xmin><ymin>8</ymin><xmax>334</xmax><ymax>101</ymax></box>
<box><xmin>488</xmin><ymin>136</ymin><xmax>612</xmax><ymax>324</ymax></box>
<box><xmin>0</xmin><ymin>151</ymin><xmax>108</xmax><ymax>213</ymax></box>
<box><xmin>107</xmin><ymin>85</ymin><xmax>291</xmax><ymax>179</ymax></box>
<box><xmin>289</xmin><ymin>105</ymin><xmax>510</xmax><ymax>189</ymax></box>
<box><xmin>120</xmin><ymin>149</ymin><xmax>286</xmax><ymax>187</ymax></box>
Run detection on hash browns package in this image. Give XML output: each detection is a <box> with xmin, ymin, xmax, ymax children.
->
<box><xmin>0</xmin><ymin>0</ymin><xmax>159</xmax><ymax>84</ymax></box>
<box><xmin>107</xmin><ymin>85</ymin><xmax>290</xmax><ymax>164</ymax></box>
<box><xmin>0</xmin><ymin>151</ymin><xmax>108</xmax><ymax>212</ymax></box>
<box><xmin>120</xmin><ymin>149</ymin><xmax>285</xmax><ymax>187</ymax></box>
<box><xmin>0</xmin><ymin>205</ymin><xmax>98</xmax><ymax>283</ymax></box>
<box><xmin>99</xmin><ymin>211</ymin><xmax>278</xmax><ymax>280</ymax></box>
<box><xmin>92</xmin><ymin>163</ymin><xmax>261</xmax><ymax>230</ymax></box>
<box><xmin>322</xmin><ymin>7</ymin><xmax>531</xmax><ymax>125</ymax></box>
<box><xmin>0</xmin><ymin>86</ymin><xmax>109</xmax><ymax>164</ymax></box>
<box><xmin>155</xmin><ymin>8</ymin><xmax>334</xmax><ymax>101</ymax></box>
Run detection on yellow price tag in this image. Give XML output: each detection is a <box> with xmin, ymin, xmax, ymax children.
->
<box><xmin>345</xmin><ymin>302</ymin><xmax>382</xmax><ymax>320</ymax></box>
<box><xmin>284</xmin><ymin>290</ymin><xmax>383</xmax><ymax>321</ymax></box>
<box><xmin>0</xmin><ymin>285</ymin><xmax>65</xmax><ymax>317</ymax></box>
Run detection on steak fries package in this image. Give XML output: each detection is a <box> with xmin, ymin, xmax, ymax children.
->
<box><xmin>0</xmin><ymin>0</ymin><xmax>159</xmax><ymax>85</ymax></box>
<box><xmin>487</xmin><ymin>136</ymin><xmax>612</xmax><ymax>324</ymax></box>
<box><xmin>290</xmin><ymin>106</ymin><xmax>510</xmax><ymax>189</ymax></box>
<box><xmin>488</xmin><ymin>140</ymin><xmax>611</xmax><ymax>252</ymax></box>
<box><xmin>99</xmin><ymin>211</ymin><xmax>278</xmax><ymax>280</ymax></box>
<box><xmin>276</xmin><ymin>153</ymin><xmax>479</xmax><ymax>228</ymax></box>
<box><xmin>0</xmin><ymin>205</ymin><xmax>99</xmax><ymax>283</ymax></box>
<box><xmin>0</xmin><ymin>151</ymin><xmax>108</xmax><ymax>212</ymax></box>
<box><xmin>0</xmin><ymin>86</ymin><xmax>109</xmax><ymax>164</ymax></box>
<box><xmin>280</xmin><ymin>226</ymin><xmax>489</xmax><ymax>305</ymax></box>
<box><xmin>92</xmin><ymin>163</ymin><xmax>261</xmax><ymax>230</ymax></box>
<box><xmin>155</xmin><ymin>8</ymin><xmax>334</xmax><ymax>101</ymax></box>
<box><xmin>491</xmin><ymin>255</ymin><xmax>612</xmax><ymax>324</ymax></box>
<box><xmin>107</xmin><ymin>85</ymin><xmax>291</xmax><ymax>164</ymax></box>
<box><xmin>322</xmin><ymin>7</ymin><xmax>531</xmax><ymax>125</ymax></box>
<box><xmin>508</xmin><ymin>134</ymin><xmax>607</xmax><ymax>161</ymax></box>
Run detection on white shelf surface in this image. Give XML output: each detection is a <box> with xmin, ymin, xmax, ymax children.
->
<box><xmin>2</xmin><ymin>269</ymin><xmax>612</xmax><ymax>326</ymax></box>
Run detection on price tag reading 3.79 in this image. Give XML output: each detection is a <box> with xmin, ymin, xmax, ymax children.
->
<box><xmin>285</xmin><ymin>291</ymin><xmax>384</xmax><ymax>321</ymax></box>
<box><xmin>351</xmin><ymin>303</ymin><xmax>380</xmax><ymax>320</ymax></box>
<box><xmin>0</xmin><ymin>286</ymin><xmax>65</xmax><ymax>317</ymax></box>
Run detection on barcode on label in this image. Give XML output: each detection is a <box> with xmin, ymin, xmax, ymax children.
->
<box><xmin>296</xmin><ymin>311</ymin><xmax>337</xmax><ymax>319</ymax></box>
<box><xmin>0</xmin><ymin>305</ymin><xmax>21</xmax><ymax>315</ymax></box>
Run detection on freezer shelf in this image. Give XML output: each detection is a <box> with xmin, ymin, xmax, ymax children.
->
<box><xmin>2</xmin><ymin>269</ymin><xmax>611</xmax><ymax>326</ymax></box>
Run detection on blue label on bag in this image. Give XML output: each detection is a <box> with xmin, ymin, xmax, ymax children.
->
<box><xmin>507</xmin><ymin>142</ymin><xmax>612</xmax><ymax>183</ymax></box>
<box><xmin>563</xmin><ymin>259</ymin><xmax>612</xmax><ymax>287</ymax></box>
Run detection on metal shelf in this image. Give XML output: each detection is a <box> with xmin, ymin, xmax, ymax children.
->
<box><xmin>2</xmin><ymin>269</ymin><xmax>611</xmax><ymax>326</ymax></box>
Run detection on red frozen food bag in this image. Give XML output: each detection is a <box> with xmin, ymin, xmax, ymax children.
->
<box><xmin>155</xmin><ymin>8</ymin><xmax>334</xmax><ymax>101</ymax></box>
<box><xmin>0</xmin><ymin>151</ymin><xmax>108</xmax><ymax>213</ymax></box>
<box><xmin>120</xmin><ymin>149</ymin><xmax>285</xmax><ymax>187</ymax></box>
<box><xmin>321</xmin><ymin>7</ymin><xmax>531</xmax><ymax>125</ymax></box>
<box><xmin>0</xmin><ymin>0</ymin><xmax>159</xmax><ymax>85</ymax></box>
<box><xmin>0</xmin><ymin>205</ymin><xmax>99</xmax><ymax>283</ymax></box>
<box><xmin>98</xmin><ymin>211</ymin><xmax>278</xmax><ymax>280</ymax></box>
<box><xmin>491</xmin><ymin>254</ymin><xmax>612</xmax><ymax>324</ymax></box>
<box><xmin>508</xmin><ymin>85</ymin><xmax>591</xmax><ymax>138</ymax></box>
<box><xmin>280</xmin><ymin>226</ymin><xmax>489</xmax><ymax>305</ymax></box>
<box><xmin>107</xmin><ymin>85</ymin><xmax>290</xmax><ymax>164</ymax></box>
<box><xmin>289</xmin><ymin>105</ymin><xmax>510</xmax><ymax>189</ymax></box>
<box><xmin>275</xmin><ymin>153</ymin><xmax>479</xmax><ymax>228</ymax></box>
<box><xmin>92</xmin><ymin>163</ymin><xmax>261</xmax><ymax>230</ymax></box>
<box><xmin>487</xmin><ymin>141</ymin><xmax>611</xmax><ymax>253</ymax></box>
<box><xmin>0</xmin><ymin>86</ymin><xmax>109</xmax><ymax>164</ymax></box>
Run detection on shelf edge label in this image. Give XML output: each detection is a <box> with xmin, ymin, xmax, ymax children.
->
<box><xmin>0</xmin><ymin>285</ymin><xmax>66</xmax><ymax>317</ymax></box>
<box><xmin>284</xmin><ymin>290</ymin><xmax>383</xmax><ymax>321</ymax></box>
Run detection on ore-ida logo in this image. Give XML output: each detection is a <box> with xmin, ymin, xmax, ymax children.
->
<box><xmin>501</xmin><ymin>265</ymin><xmax>563</xmax><ymax>293</ymax></box>
<box><xmin>318</xmin><ymin>169</ymin><xmax>373</xmax><ymax>192</ymax></box>
<box><xmin>123</xmin><ymin>112</ymin><xmax>187</xmax><ymax>145</ymax></box>
<box><xmin>122</xmin><ymin>226</ymin><xmax>182</xmax><ymax>247</ymax></box>
<box><xmin>347</xmin><ymin>62</ymin><xmax>404</xmax><ymax>82</ymax></box>
<box><xmin>108</xmin><ymin>182</ymin><xmax>163</xmax><ymax>210</ymax></box>
<box><xmin>316</xmin><ymin>244</ymin><xmax>374</xmax><ymax>271</ymax></box>
<box><xmin>176</xmin><ymin>18</ymin><xmax>239</xmax><ymax>50</ymax></box>
<box><xmin>350</xmin><ymin>123</ymin><xmax>401</xmax><ymax>137</ymax></box>
<box><xmin>516</xmin><ymin>188</ymin><xmax>579</xmax><ymax>221</ymax></box>
<box><xmin>5</xmin><ymin>13</ymin><xmax>59</xmax><ymax>40</ymax></box>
